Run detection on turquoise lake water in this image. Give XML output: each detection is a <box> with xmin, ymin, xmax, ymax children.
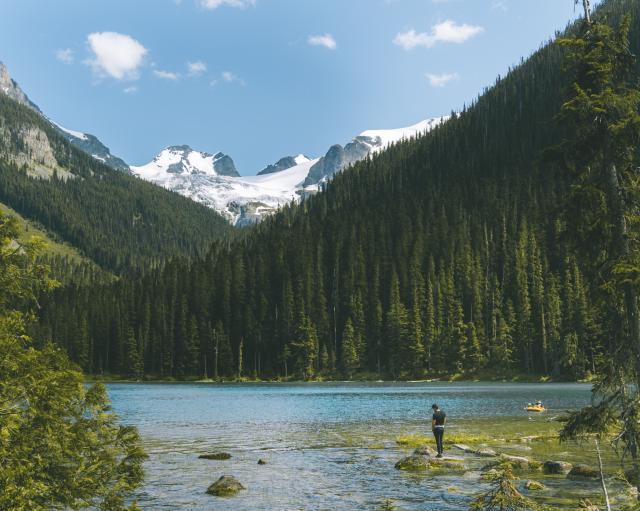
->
<box><xmin>107</xmin><ymin>382</ymin><xmax>597</xmax><ymax>510</ymax></box>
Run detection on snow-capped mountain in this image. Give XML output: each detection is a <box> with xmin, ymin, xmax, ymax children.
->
<box><xmin>0</xmin><ymin>61</ymin><xmax>130</xmax><ymax>172</ymax></box>
<box><xmin>132</xmin><ymin>145</ymin><xmax>239</xmax><ymax>181</ymax></box>
<box><xmin>132</xmin><ymin>117</ymin><xmax>447</xmax><ymax>225</ymax></box>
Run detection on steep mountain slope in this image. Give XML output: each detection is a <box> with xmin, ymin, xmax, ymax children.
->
<box><xmin>0</xmin><ymin>62</ymin><xmax>130</xmax><ymax>172</ymax></box>
<box><xmin>0</xmin><ymin>92</ymin><xmax>233</xmax><ymax>273</ymax></box>
<box><xmin>132</xmin><ymin>118</ymin><xmax>446</xmax><ymax>225</ymax></box>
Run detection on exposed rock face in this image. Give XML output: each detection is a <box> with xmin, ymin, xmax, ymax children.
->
<box><xmin>206</xmin><ymin>475</ymin><xmax>245</xmax><ymax>496</ymax></box>
<box><xmin>1</xmin><ymin>62</ymin><xmax>130</xmax><ymax>172</ymax></box>
<box><xmin>303</xmin><ymin>138</ymin><xmax>371</xmax><ymax>187</ymax></box>
<box><xmin>0</xmin><ymin>62</ymin><xmax>40</xmax><ymax>112</ymax></box>
<box><xmin>199</xmin><ymin>452</ymin><xmax>232</xmax><ymax>460</ymax></box>
<box><xmin>543</xmin><ymin>460</ymin><xmax>573</xmax><ymax>475</ymax></box>
<box><xmin>258</xmin><ymin>155</ymin><xmax>309</xmax><ymax>175</ymax></box>
<box><xmin>0</xmin><ymin>122</ymin><xmax>72</xmax><ymax>180</ymax></box>
<box><xmin>568</xmin><ymin>464</ymin><xmax>599</xmax><ymax>480</ymax></box>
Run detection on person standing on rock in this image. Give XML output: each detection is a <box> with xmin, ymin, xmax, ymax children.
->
<box><xmin>431</xmin><ymin>403</ymin><xmax>446</xmax><ymax>458</ymax></box>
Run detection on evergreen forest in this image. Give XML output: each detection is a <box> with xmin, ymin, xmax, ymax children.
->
<box><xmin>22</xmin><ymin>0</ymin><xmax>640</xmax><ymax>381</ymax></box>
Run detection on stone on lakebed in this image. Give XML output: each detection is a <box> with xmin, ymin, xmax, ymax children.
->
<box><xmin>543</xmin><ymin>460</ymin><xmax>573</xmax><ymax>475</ymax></box>
<box><xmin>199</xmin><ymin>452</ymin><xmax>232</xmax><ymax>460</ymax></box>
<box><xmin>568</xmin><ymin>464</ymin><xmax>599</xmax><ymax>480</ymax></box>
<box><xmin>207</xmin><ymin>475</ymin><xmax>246</xmax><ymax>496</ymax></box>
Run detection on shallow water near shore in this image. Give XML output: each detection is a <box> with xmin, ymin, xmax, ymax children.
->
<box><xmin>107</xmin><ymin>382</ymin><xmax>628</xmax><ymax>510</ymax></box>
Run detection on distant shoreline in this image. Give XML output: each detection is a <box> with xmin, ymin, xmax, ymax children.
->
<box><xmin>86</xmin><ymin>375</ymin><xmax>591</xmax><ymax>385</ymax></box>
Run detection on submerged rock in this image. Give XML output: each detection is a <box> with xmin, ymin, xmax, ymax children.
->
<box><xmin>413</xmin><ymin>445</ymin><xmax>437</xmax><ymax>457</ymax></box>
<box><xmin>543</xmin><ymin>460</ymin><xmax>573</xmax><ymax>475</ymax></box>
<box><xmin>524</xmin><ymin>480</ymin><xmax>545</xmax><ymax>491</ymax></box>
<box><xmin>500</xmin><ymin>454</ymin><xmax>532</xmax><ymax>470</ymax></box>
<box><xmin>430</xmin><ymin>457</ymin><xmax>467</xmax><ymax>470</ymax></box>
<box><xmin>395</xmin><ymin>455</ymin><xmax>430</xmax><ymax>471</ymax></box>
<box><xmin>568</xmin><ymin>464</ymin><xmax>599</xmax><ymax>480</ymax></box>
<box><xmin>475</xmin><ymin>448</ymin><xmax>498</xmax><ymax>458</ymax></box>
<box><xmin>199</xmin><ymin>452</ymin><xmax>232</xmax><ymax>460</ymax></box>
<box><xmin>207</xmin><ymin>475</ymin><xmax>246</xmax><ymax>496</ymax></box>
<box><xmin>452</xmin><ymin>444</ymin><xmax>473</xmax><ymax>452</ymax></box>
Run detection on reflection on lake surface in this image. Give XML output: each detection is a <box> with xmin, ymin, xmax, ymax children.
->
<box><xmin>107</xmin><ymin>382</ymin><xmax>608</xmax><ymax>510</ymax></box>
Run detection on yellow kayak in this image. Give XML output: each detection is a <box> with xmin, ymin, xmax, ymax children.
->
<box><xmin>525</xmin><ymin>405</ymin><xmax>545</xmax><ymax>412</ymax></box>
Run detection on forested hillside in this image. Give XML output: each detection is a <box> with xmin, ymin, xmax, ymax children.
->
<box><xmin>0</xmin><ymin>93</ymin><xmax>233</xmax><ymax>273</ymax></box>
<box><xmin>36</xmin><ymin>0</ymin><xmax>640</xmax><ymax>380</ymax></box>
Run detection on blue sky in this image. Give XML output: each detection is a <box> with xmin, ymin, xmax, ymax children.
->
<box><xmin>1</xmin><ymin>0</ymin><xmax>597</xmax><ymax>175</ymax></box>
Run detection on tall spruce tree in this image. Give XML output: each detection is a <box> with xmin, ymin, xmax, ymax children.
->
<box><xmin>555</xmin><ymin>7</ymin><xmax>640</xmax><ymax>488</ymax></box>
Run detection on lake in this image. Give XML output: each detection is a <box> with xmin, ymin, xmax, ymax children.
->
<box><xmin>107</xmin><ymin>382</ymin><xmax>607</xmax><ymax>510</ymax></box>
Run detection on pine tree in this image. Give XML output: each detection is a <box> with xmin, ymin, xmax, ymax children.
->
<box><xmin>341</xmin><ymin>318</ymin><xmax>359</xmax><ymax>378</ymax></box>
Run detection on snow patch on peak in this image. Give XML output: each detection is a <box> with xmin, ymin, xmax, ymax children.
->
<box><xmin>51</xmin><ymin>121</ymin><xmax>89</xmax><ymax>141</ymax></box>
<box><xmin>359</xmin><ymin>117</ymin><xmax>448</xmax><ymax>153</ymax></box>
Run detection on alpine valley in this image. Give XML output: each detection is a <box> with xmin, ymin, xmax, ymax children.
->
<box><xmin>6</xmin><ymin>0</ymin><xmax>640</xmax><ymax>509</ymax></box>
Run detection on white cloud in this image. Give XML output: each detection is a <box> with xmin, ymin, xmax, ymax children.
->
<box><xmin>426</xmin><ymin>72</ymin><xmax>459</xmax><ymax>87</ymax></box>
<box><xmin>123</xmin><ymin>86</ymin><xmax>138</xmax><ymax>94</ymax></box>
<box><xmin>307</xmin><ymin>34</ymin><xmax>337</xmax><ymax>50</ymax></box>
<box><xmin>85</xmin><ymin>32</ymin><xmax>148</xmax><ymax>80</ymax></box>
<box><xmin>56</xmin><ymin>48</ymin><xmax>74</xmax><ymax>64</ymax></box>
<box><xmin>221</xmin><ymin>70</ymin><xmax>245</xmax><ymax>85</ymax></box>
<box><xmin>188</xmin><ymin>60</ymin><xmax>207</xmax><ymax>76</ymax></box>
<box><xmin>394</xmin><ymin>20</ymin><xmax>484</xmax><ymax>50</ymax></box>
<box><xmin>199</xmin><ymin>0</ymin><xmax>255</xmax><ymax>9</ymax></box>
<box><xmin>153</xmin><ymin>69</ymin><xmax>180</xmax><ymax>80</ymax></box>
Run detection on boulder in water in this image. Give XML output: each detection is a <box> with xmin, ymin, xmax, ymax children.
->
<box><xmin>207</xmin><ymin>475</ymin><xmax>246</xmax><ymax>496</ymax></box>
<box><xmin>257</xmin><ymin>458</ymin><xmax>267</xmax><ymax>465</ymax></box>
<box><xmin>568</xmin><ymin>464</ymin><xmax>599</xmax><ymax>480</ymax></box>
<box><xmin>475</xmin><ymin>448</ymin><xmax>498</xmax><ymax>457</ymax></box>
<box><xmin>543</xmin><ymin>460</ymin><xmax>573</xmax><ymax>475</ymax></box>
<box><xmin>413</xmin><ymin>445</ymin><xmax>437</xmax><ymax>456</ymax></box>
<box><xmin>199</xmin><ymin>452</ymin><xmax>232</xmax><ymax>460</ymax></box>
<box><xmin>429</xmin><ymin>457</ymin><xmax>467</xmax><ymax>470</ymax></box>
<box><xmin>524</xmin><ymin>480</ymin><xmax>545</xmax><ymax>491</ymax></box>
<box><xmin>395</xmin><ymin>455</ymin><xmax>430</xmax><ymax>471</ymax></box>
<box><xmin>500</xmin><ymin>454</ymin><xmax>532</xmax><ymax>470</ymax></box>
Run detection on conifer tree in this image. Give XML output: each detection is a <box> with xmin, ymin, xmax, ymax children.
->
<box><xmin>341</xmin><ymin>318</ymin><xmax>359</xmax><ymax>378</ymax></box>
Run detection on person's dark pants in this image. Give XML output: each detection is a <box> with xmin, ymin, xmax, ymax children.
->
<box><xmin>433</xmin><ymin>427</ymin><xmax>444</xmax><ymax>455</ymax></box>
